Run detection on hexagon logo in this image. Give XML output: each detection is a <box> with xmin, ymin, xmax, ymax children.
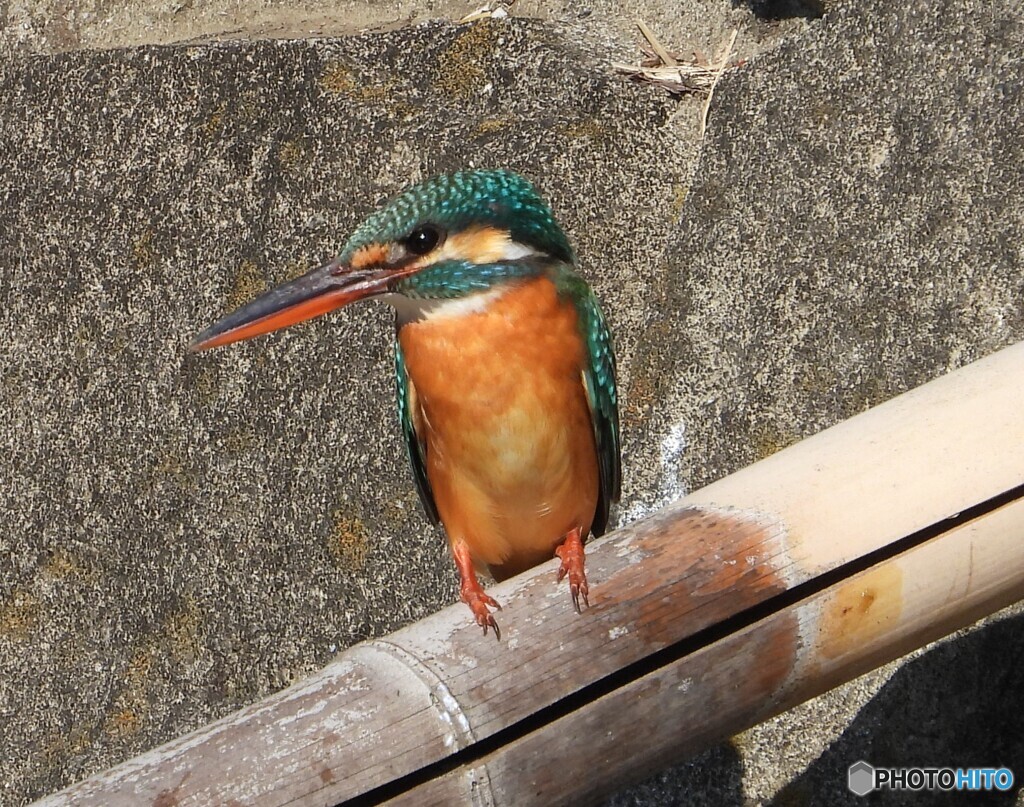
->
<box><xmin>848</xmin><ymin>760</ymin><xmax>875</xmax><ymax>796</ymax></box>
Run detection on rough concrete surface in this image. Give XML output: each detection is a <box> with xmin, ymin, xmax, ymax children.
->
<box><xmin>0</xmin><ymin>0</ymin><xmax>808</xmax><ymax>61</ymax></box>
<box><xmin>613</xmin><ymin>0</ymin><xmax>1024</xmax><ymax>803</ymax></box>
<box><xmin>0</xmin><ymin>0</ymin><xmax>1022</xmax><ymax>805</ymax></box>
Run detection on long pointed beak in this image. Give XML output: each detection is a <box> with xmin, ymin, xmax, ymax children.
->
<box><xmin>189</xmin><ymin>258</ymin><xmax>392</xmax><ymax>352</ymax></box>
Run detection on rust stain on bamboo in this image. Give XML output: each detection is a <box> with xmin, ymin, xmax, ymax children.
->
<box><xmin>607</xmin><ymin>505</ymin><xmax>792</xmax><ymax>649</ymax></box>
<box><xmin>380</xmin><ymin>503</ymin><xmax>797</xmax><ymax>762</ymax></box>
<box><xmin>318</xmin><ymin>766</ymin><xmax>336</xmax><ymax>785</ymax></box>
<box><xmin>817</xmin><ymin>565</ymin><xmax>903</xmax><ymax>660</ymax></box>
<box><xmin>676</xmin><ymin>611</ymin><xmax>799</xmax><ymax>730</ymax></box>
<box><xmin>151</xmin><ymin>772</ymin><xmax>190</xmax><ymax>807</ymax></box>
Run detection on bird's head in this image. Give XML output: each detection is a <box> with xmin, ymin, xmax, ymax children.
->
<box><xmin>190</xmin><ymin>170</ymin><xmax>574</xmax><ymax>351</ymax></box>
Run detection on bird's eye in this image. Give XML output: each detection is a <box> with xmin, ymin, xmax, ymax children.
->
<box><xmin>404</xmin><ymin>224</ymin><xmax>445</xmax><ymax>256</ymax></box>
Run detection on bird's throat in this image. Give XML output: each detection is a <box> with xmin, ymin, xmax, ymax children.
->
<box><xmin>386</xmin><ymin>286</ymin><xmax>510</xmax><ymax>326</ymax></box>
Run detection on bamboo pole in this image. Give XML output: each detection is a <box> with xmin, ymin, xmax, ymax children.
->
<box><xmin>399</xmin><ymin>497</ymin><xmax>1024</xmax><ymax>806</ymax></box>
<box><xmin>33</xmin><ymin>341</ymin><xmax>1024</xmax><ymax>807</ymax></box>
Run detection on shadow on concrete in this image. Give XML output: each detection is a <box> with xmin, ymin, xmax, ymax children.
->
<box><xmin>734</xmin><ymin>0</ymin><xmax>826</xmax><ymax>20</ymax></box>
<box><xmin>772</xmin><ymin>612</ymin><xmax>1024</xmax><ymax>806</ymax></box>
<box><xmin>605</xmin><ymin>611</ymin><xmax>1024</xmax><ymax>804</ymax></box>
<box><xmin>605</xmin><ymin>741</ymin><xmax>744</xmax><ymax>806</ymax></box>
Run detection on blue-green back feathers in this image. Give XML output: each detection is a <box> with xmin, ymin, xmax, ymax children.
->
<box><xmin>395</xmin><ymin>344</ymin><xmax>439</xmax><ymax>526</ymax></box>
<box><xmin>555</xmin><ymin>270</ymin><xmax>621</xmax><ymax>536</ymax></box>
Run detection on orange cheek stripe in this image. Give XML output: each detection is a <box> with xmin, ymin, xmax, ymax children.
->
<box><xmin>350</xmin><ymin>243</ymin><xmax>390</xmax><ymax>270</ymax></box>
<box><xmin>444</xmin><ymin>226</ymin><xmax>508</xmax><ymax>263</ymax></box>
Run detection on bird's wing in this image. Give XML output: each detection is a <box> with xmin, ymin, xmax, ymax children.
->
<box><xmin>395</xmin><ymin>341</ymin><xmax>440</xmax><ymax>526</ymax></box>
<box><xmin>580</xmin><ymin>294</ymin><xmax>621</xmax><ymax>536</ymax></box>
<box><xmin>572</xmin><ymin>281</ymin><xmax>622</xmax><ymax>537</ymax></box>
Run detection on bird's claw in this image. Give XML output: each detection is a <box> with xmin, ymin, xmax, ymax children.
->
<box><xmin>462</xmin><ymin>589</ymin><xmax>502</xmax><ymax>641</ymax></box>
<box><xmin>453</xmin><ymin>540</ymin><xmax>502</xmax><ymax>640</ymax></box>
<box><xmin>555</xmin><ymin>529</ymin><xmax>589</xmax><ymax>613</ymax></box>
<box><xmin>563</xmin><ymin>577</ymin><xmax>589</xmax><ymax>613</ymax></box>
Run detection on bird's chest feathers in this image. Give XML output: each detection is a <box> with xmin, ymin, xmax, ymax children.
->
<box><xmin>397</xmin><ymin>277</ymin><xmax>589</xmax><ymax>472</ymax></box>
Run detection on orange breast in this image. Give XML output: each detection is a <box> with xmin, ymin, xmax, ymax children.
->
<box><xmin>398</xmin><ymin>276</ymin><xmax>599</xmax><ymax>580</ymax></box>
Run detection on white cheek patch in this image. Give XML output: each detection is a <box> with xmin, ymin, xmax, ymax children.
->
<box><xmin>422</xmin><ymin>286</ymin><xmax>509</xmax><ymax>321</ymax></box>
<box><xmin>498</xmin><ymin>240</ymin><xmax>540</xmax><ymax>260</ymax></box>
<box><xmin>386</xmin><ymin>286</ymin><xmax>510</xmax><ymax>325</ymax></box>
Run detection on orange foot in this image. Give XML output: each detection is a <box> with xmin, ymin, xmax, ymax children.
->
<box><xmin>461</xmin><ymin>585</ymin><xmax>502</xmax><ymax>640</ymax></box>
<box><xmin>555</xmin><ymin>526</ymin><xmax>589</xmax><ymax>613</ymax></box>
<box><xmin>452</xmin><ymin>540</ymin><xmax>502</xmax><ymax>640</ymax></box>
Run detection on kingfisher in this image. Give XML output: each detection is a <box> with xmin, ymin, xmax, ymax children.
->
<box><xmin>191</xmin><ymin>170</ymin><xmax>620</xmax><ymax>639</ymax></box>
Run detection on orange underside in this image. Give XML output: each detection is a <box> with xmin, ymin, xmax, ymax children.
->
<box><xmin>398</xmin><ymin>276</ymin><xmax>600</xmax><ymax>581</ymax></box>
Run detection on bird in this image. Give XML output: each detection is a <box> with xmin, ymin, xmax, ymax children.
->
<box><xmin>191</xmin><ymin>170</ymin><xmax>620</xmax><ymax>639</ymax></box>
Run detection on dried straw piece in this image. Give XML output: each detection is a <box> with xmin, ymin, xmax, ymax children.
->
<box><xmin>613</xmin><ymin>26</ymin><xmax>740</xmax><ymax>102</ymax></box>
<box><xmin>458</xmin><ymin>2</ymin><xmax>511</xmax><ymax>23</ymax></box>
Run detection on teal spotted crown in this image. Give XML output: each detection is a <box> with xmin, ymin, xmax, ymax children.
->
<box><xmin>339</xmin><ymin>170</ymin><xmax>576</xmax><ymax>266</ymax></box>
